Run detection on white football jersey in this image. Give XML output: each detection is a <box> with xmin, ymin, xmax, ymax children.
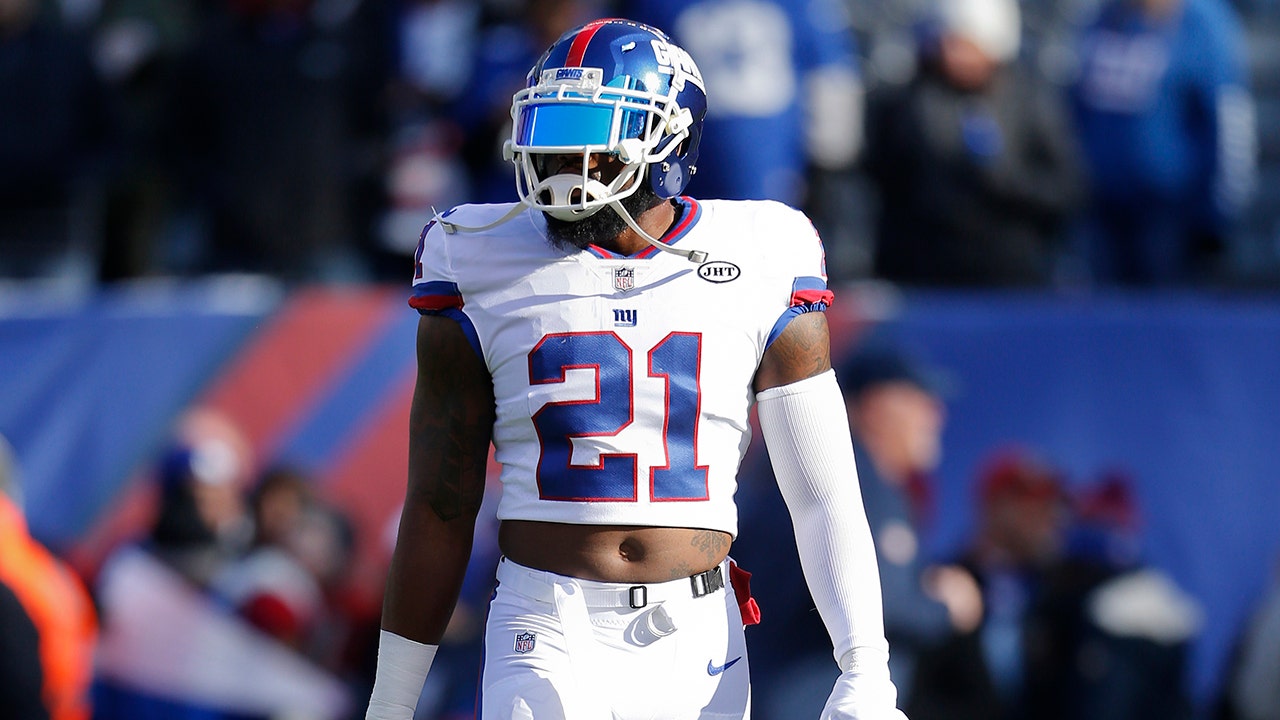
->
<box><xmin>410</xmin><ymin>197</ymin><xmax>832</xmax><ymax>538</ymax></box>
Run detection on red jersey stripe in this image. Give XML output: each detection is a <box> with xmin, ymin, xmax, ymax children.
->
<box><xmin>409</xmin><ymin>294</ymin><xmax>464</xmax><ymax>311</ymax></box>
<box><xmin>791</xmin><ymin>288</ymin><xmax>835</xmax><ymax>307</ymax></box>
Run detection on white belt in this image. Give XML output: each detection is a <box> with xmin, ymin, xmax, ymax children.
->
<box><xmin>496</xmin><ymin>557</ymin><xmax>727</xmax><ymax>609</ymax></box>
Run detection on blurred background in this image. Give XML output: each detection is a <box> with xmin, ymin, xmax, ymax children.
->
<box><xmin>0</xmin><ymin>0</ymin><xmax>1278</xmax><ymax>718</ymax></box>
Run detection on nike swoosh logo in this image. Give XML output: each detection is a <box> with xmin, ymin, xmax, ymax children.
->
<box><xmin>707</xmin><ymin>657</ymin><xmax>742</xmax><ymax>676</ymax></box>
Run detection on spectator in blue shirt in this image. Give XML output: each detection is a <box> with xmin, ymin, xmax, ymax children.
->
<box><xmin>621</xmin><ymin>0</ymin><xmax>864</xmax><ymax>207</ymax></box>
<box><xmin>1070</xmin><ymin>0</ymin><xmax>1257</xmax><ymax>285</ymax></box>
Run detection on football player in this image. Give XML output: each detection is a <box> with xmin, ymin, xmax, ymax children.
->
<box><xmin>366</xmin><ymin>18</ymin><xmax>907</xmax><ymax>720</ymax></box>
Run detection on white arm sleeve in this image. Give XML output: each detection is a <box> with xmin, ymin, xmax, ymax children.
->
<box><xmin>756</xmin><ymin>370</ymin><xmax>902</xmax><ymax>714</ymax></box>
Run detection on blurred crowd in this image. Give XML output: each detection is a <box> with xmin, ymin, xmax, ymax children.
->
<box><xmin>0</xmin><ymin>398</ymin><xmax>498</xmax><ymax>719</ymax></box>
<box><xmin>733</xmin><ymin>340</ymin><xmax>1280</xmax><ymax>720</ymax></box>
<box><xmin>0</xmin><ymin>0</ymin><xmax>1277</xmax><ymax>292</ymax></box>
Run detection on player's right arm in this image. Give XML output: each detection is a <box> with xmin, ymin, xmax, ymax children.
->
<box><xmin>367</xmin><ymin>314</ymin><xmax>495</xmax><ymax>720</ymax></box>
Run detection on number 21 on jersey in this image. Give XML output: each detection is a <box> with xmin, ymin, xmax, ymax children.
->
<box><xmin>529</xmin><ymin>331</ymin><xmax>708</xmax><ymax>502</ymax></box>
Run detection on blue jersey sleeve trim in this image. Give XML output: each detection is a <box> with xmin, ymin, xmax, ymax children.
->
<box><xmin>420</xmin><ymin>307</ymin><xmax>483</xmax><ymax>359</ymax></box>
<box><xmin>765</xmin><ymin>301</ymin><xmax>831</xmax><ymax>349</ymax></box>
<box><xmin>409</xmin><ymin>281</ymin><xmax>464</xmax><ymax>312</ymax></box>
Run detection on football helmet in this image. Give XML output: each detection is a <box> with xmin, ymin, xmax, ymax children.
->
<box><xmin>507</xmin><ymin>19</ymin><xmax>708</xmax><ymax>222</ymax></box>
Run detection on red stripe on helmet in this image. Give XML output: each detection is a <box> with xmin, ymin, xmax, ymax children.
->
<box><xmin>566</xmin><ymin>19</ymin><xmax>615</xmax><ymax>66</ymax></box>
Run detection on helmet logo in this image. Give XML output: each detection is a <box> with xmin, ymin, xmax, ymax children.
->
<box><xmin>651</xmin><ymin>39</ymin><xmax>704</xmax><ymax>92</ymax></box>
<box><xmin>541</xmin><ymin>67</ymin><xmax>602</xmax><ymax>89</ymax></box>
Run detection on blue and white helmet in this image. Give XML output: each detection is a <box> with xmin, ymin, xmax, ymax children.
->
<box><xmin>507</xmin><ymin>19</ymin><xmax>708</xmax><ymax>221</ymax></box>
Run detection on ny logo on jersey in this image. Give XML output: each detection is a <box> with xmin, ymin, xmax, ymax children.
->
<box><xmin>514</xmin><ymin>631</ymin><xmax>536</xmax><ymax>654</ymax></box>
<box><xmin>613</xmin><ymin>309</ymin><xmax>638</xmax><ymax>327</ymax></box>
<box><xmin>613</xmin><ymin>266</ymin><xmax>635</xmax><ymax>291</ymax></box>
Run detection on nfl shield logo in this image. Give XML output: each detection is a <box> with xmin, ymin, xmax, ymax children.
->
<box><xmin>514</xmin><ymin>631</ymin><xmax>536</xmax><ymax>654</ymax></box>
<box><xmin>613</xmin><ymin>267</ymin><xmax>635</xmax><ymax>292</ymax></box>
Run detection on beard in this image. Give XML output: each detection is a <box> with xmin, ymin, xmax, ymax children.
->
<box><xmin>544</xmin><ymin>180</ymin><xmax>662</xmax><ymax>252</ymax></box>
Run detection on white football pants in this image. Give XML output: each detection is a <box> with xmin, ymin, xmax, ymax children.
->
<box><xmin>481</xmin><ymin>557</ymin><xmax>751</xmax><ymax>719</ymax></box>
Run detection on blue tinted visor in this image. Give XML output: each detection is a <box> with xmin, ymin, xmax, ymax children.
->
<box><xmin>517</xmin><ymin>103</ymin><xmax>616</xmax><ymax>148</ymax></box>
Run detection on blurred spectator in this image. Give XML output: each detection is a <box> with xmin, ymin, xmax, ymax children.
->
<box><xmin>245</xmin><ymin>464</ymin><xmax>312</xmax><ymax>551</ymax></box>
<box><xmin>165</xmin><ymin>0</ymin><xmax>395</xmax><ymax>283</ymax></box>
<box><xmin>1046</xmin><ymin>471</ymin><xmax>1203</xmax><ymax>720</ymax></box>
<box><xmin>1069</xmin><ymin>0</ymin><xmax>1257</xmax><ymax>285</ymax></box>
<box><xmin>91</xmin><ymin>0</ymin><xmax>204</xmax><ymax>281</ymax></box>
<box><xmin>0</xmin><ymin>0</ymin><xmax>113</xmax><ymax>289</ymax></box>
<box><xmin>93</xmin><ymin>411</ymin><xmax>350</xmax><ymax>720</ymax></box>
<box><xmin>450</xmin><ymin>0</ymin><xmax>601</xmax><ymax>205</ymax></box>
<box><xmin>621</xmin><ymin>0</ymin><xmax>868</xmax><ymax>280</ymax></box>
<box><xmin>1221</xmin><ymin>553</ymin><xmax>1280</xmax><ymax>720</ymax></box>
<box><xmin>284</xmin><ymin>500</ymin><xmax>362</xmax><ymax>673</ymax></box>
<box><xmin>623</xmin><ymin>0</ymin><xmax>864</xmax><ymax>206</ymax></box>
<box><xmin>0</xmin><ymin>578</ymin><xmax>46</xmax><ymax>718</ymax></box>
<box><xmin>212</xmin><ymin>465</ymin><xmax>365</xmax><ymax>681</ymax></box>
<box><xmin>838</xmin><ymin>344</ymin><xmax>986</xmax><ymax>717</ymax></box>
<box><xmin>374</xmin><ymin>0</ymin><xmax>481</xmax><ymax>275</ymax></box>
<box><xmin>144</xmin><ymin>434</ymin><xmax>252</xmax><ymax>589</ymax></box>
<box><xmin>863</xmin><ymin>0</ymin><xmax>1085</xmax><ymax>287</ymax></box>
<box><xmin>212</xmin><ymin>466</ymin><xmax>323</xmax><ymax>649</ymax></box>
<box><xmin>920</xmin><ymin>447</ymin><xmax>1071</xmax><ymax>720</ymax></box>
<box><xmin>390</xmin><ymin>0</ymin><xmax>480</xmax><ymax>113</ymax></box>
<box><xmin>0</xmin><ymin>433</ymin><xmax>99</xmax><ymax>720</ymax></box>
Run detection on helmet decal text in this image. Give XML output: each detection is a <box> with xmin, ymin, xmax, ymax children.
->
<box><xmin>650</xmin><ymin>39</ymin><xmax>704</xmax><ymax>92</ymax></box>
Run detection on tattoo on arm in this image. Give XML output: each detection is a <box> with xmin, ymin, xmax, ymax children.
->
<box><xmin>410</xmin><ymin>404</ymin><xmax>490</xmax><ymax>521</ymax></box>
<box><xmin>755</xmin><ymin>312</ymin><xmax>832</xmax><ymax>392</ymax></box>
<box><xmin>408</xmin><ymin>317</ymin><xmax>495</xmax><ymax>522</ymax></box>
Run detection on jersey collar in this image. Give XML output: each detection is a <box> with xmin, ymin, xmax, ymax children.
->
<box><xmin>585</xmin><ymin>197</ymin><xmax>702</xmax><ymax>260</ymax></box>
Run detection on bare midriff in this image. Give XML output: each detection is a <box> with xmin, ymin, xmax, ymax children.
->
<box><xmin>498</xmin><ymin>520</ymin><xmax>733</xmax><ymax>583</ymax></box>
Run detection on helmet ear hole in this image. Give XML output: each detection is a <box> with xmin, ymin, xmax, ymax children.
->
<box><xmin>650</xmin><ymin>160</ymin><xmax>688</xmax><ymax>199</ymax></box>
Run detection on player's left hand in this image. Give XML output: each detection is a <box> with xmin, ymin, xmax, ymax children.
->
<box><xmin>819</xmin><ymin>670</ymin><xmax>910</xmax><ymax>720</ymax></box>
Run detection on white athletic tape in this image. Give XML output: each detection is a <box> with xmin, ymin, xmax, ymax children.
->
<box><xmin>365</xmin><ymin>630</ymin><xmax>436</xmax><ymax>720</ymax></box>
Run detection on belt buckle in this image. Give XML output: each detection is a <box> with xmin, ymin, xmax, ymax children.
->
<box><xmin>689</xmin><ymin>565</ymin><xmax>724</xmax><ymax>598</ymax></box>
<box><xmin>629</xmin><ymin>585</ymin><xmax>648</xmax><ymax>609</ymax></box>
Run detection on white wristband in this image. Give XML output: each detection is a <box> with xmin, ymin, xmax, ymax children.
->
<box><xmin>366</xmin><ymin>629</ymin><xmax>438</xmax><ymax>720</ymax></box>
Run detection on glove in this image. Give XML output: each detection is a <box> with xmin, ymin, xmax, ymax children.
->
<box><xmin>819</xmin><ymin>667</ymin><xmax>910</xmax><ymax>720</ymax></box>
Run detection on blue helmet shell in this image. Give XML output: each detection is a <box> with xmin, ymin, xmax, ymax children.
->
<box><xmin>509</xmin><ymin>18</ymin><xmax>708</xmax><ymax>207</ymax></box>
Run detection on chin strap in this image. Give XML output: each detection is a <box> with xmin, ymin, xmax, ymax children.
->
<box><xmin>434</xmin><ymin>204</ymin><xmax>526</xmax><ymax>235</ymax></box>
<box><xmin>608</xmin><ymin>199</ymin><xmax>708</xmax><ymax>264</ymax></box>
<box><xmin>434</xmin><ymin>175</ymin><xmax>709</xmax><ymax>264</ymax></box>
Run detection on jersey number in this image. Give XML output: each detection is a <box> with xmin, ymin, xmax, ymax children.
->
<box><xmin>529</xmin><ymin>332</ymin><xmax>708</xmax><ymax>502</ymax></box>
